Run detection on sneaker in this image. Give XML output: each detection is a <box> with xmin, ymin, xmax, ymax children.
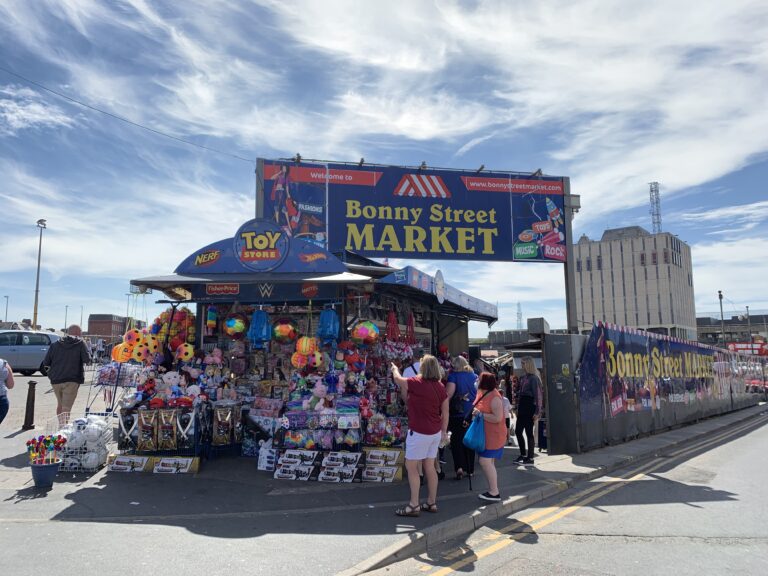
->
<box><xmin>478</xmin><ymin>491</ymin><xmax>501</xmax><ymax>502</ymax></box>
<box><xmin>522</xmin><ymin>457</ymin><xmax>535</xmax><ymax>466</ymax></box>
<box><xmin>514</xmin><ymin>455</ymin><xmax>526</xmax><ymax>464</ymax></box>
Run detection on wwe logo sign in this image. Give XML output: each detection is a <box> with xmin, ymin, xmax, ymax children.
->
<box><xmin>258</xmin><ymin>283</ymin><xmax>274</xmax><ymax>298</ymax></box>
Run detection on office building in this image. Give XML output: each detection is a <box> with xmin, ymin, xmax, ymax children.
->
<box><xmin>573</xmin><ymin>226</ymin><xmax>696</xmax><ymax>340</ymax></box>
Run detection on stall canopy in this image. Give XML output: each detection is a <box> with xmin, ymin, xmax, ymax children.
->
<box><xmin>130</xmin><ymin>219</ymin><xmax>498</xmax><ymax>325</ymax></box>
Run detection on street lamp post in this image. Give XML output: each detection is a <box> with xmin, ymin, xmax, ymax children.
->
<box><xmin>3</xmin><ymin>295</ymin><xmax>7</xmax><ymax>322</ymax></box>
<box><xmin>746</xmin><ymin>305</ymin><xmax>752</xmax><ymax>348</ymax></box>
<box><xmin>718</xmin><ymin>290</ymin><xmax>726</xmax><ymax>348</ymax></box>
<box><xmin>32</xmin><ymin>219</ymin><xmax>47</xmax><ymax>329</ymax></box>
<box><xmin>80</xmin><ymin>305</ymin><xmax>84</xmax><ymax>330</ymax></box>
<box><xmin>64</xmin><ymin>305</ymin><xmax>69</xmax><ymax>331</ymax></box>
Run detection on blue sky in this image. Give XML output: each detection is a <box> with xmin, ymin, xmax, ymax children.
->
<box><xmin>1</xmin><ymin>0</ymin><xmax>767</xmax><ymax>338</ymax></box>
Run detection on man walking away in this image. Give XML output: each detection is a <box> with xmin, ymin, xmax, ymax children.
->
<box><xmin>43</xmin><ymin>325</ymin><xmax>91</xmax><ymax>424</ymax></box>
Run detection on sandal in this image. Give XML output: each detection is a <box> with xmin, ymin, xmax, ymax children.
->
<box><xmin>395</xmin><ymin>503</ymin><xmax>421</xmax><ymax>517</ymax></box>
<box><xmin>420</xmin><ymin>502</ymin><xmax>438</xmax><ymax>513</ymax></box>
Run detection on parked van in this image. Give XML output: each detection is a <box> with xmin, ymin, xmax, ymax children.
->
<box><xmin>0</xmin><ymin>330</ymin><xmax>61</xmax><ymax>376</ymax></box>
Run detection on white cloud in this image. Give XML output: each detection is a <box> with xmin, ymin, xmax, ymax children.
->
<box><xmin>0</xmin><ymin>84</ymin><xmax>75</xmax><ymax>135</ymax></box>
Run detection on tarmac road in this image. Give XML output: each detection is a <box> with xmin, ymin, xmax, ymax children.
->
<box><xmin>1</xmin><ymin>372</ymin><xmax>765</xmax><ymax>576</ymax></box>
<box><xmin>365</xmin><ymin>413</ymin><xmax>768</xmax><ymax>576</ymax></box>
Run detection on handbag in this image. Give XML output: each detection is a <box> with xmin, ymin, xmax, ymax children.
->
<box><xmin>462</xmin><ymin>414</ymin><xmax>485</xmax><ymax>452</ymax></box>
<box><xmin>461</xmin><ymin>390</ymin><xmax>491</xmax><ymax>452</ymax></box>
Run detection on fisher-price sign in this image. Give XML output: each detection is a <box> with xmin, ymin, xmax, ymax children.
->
<box><xmin>233</xmin><ymin>220</ymin><xmax>290</xmax><ymax>272</ymax></box>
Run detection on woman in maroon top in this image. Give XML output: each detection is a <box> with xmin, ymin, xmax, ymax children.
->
<box><xmin>391</xmin><ymin>354</ymin><xmax>449</xmax><ymax>516</ymax></box>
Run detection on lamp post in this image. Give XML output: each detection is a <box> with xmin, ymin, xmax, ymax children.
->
<box><xmin>125</xmin><ymin>293</ymin><xmax>132</xmax><ymax>332</ymax></box>
<box><xmin>32</xmin><ymin>219</ymin><xmax>47</xmax><ymax>329</ymax></box>
<box><xmin>718</xmin><ymin>290</ymin><xmax>726</xmax><ymax>348</ymax></box>
<box><xmin>80</xmin><ymin>305</ymin><xmax>84</xmax><ymax>330</ymax></box>
<box><xmin>3</xmin><ymin>295</ymin><xmax>7</xmax><ymax>322</ymax></box>
<box><xmin>746</xmin><ymin>306</ymin><xmax>752</xmax><ymax>349</ymax></box>
<box><xmin>64</xmin><ymin>305</ymin><xmax>69</xmax><ymax>331</ymax></box>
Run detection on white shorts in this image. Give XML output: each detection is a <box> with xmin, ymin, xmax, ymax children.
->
<box><xmin>405</xmin><ymin>430</ymin><xmax>441</xmax><ymax>461</ymax></box>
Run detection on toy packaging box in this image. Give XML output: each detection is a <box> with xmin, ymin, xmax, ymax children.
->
<box><xmin>362</xmin><ymin>466</ymin><xmax>399</xmax><ymax>482</ymax></box>
<box><xmin>363</xmin><ymin>447</ymin><xmax>403</xmax><ymax>466</ymax></box>
<box><xmin>108</xmin><ymin>454</ymin><xmax>153</xmax><ymax>473</ymax></box>
<box><xmin>317</xmin><ymin>465</ymin><xmax>361</xmax><ymax>483</ymax></box>
<box><xmin>153</xmin><ymin>457</ymin><xmax>199</xmax><ymax>474</ymax></box>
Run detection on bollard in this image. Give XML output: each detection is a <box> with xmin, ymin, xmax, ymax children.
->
<box><xmin>21</xmin><ymin>380</ymin><xmax>37</xmax><ymax>431</ymax></box>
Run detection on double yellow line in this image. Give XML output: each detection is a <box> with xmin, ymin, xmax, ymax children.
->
<box><xmin>423</xmin><ymin>414</ymin><xmax>766</xmax><ymax>576</ymax></box>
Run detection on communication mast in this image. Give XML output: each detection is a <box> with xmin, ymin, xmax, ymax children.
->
<box><xmin>516</xmin><ymin>303</ymin><xmax>523</xmax><ymax>330</ymax></box>
<box><xmin>649</xmin><ymin>181</ymin><xmax>662</xmax><ymax>233</ymax></box>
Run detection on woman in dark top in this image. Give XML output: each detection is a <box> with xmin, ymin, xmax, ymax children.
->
<box><xmin>445</xmin><ymin>355</ymin><xmax>477</xmax><ymax>479</ymax></box>
<box><xmin>513</xmin><ymin>357</ymin><xmax>542</xmax><ymax>466</ymax></box>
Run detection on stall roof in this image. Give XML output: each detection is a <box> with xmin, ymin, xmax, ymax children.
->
<box><xmin>128</xmin><ymin>219</ymin><xmax>497</xmax><ymax>324</ymax></box>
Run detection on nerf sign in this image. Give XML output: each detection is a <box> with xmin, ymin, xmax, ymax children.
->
<box><xmin>233</xmin><ymin>220</ymin><xmax>290</xmax><ymax>272</ymax></box>
<box><xmin>194</xmin><ymin>249</ymin><xmax>221</xmax><ymax>267</ymax></box>
<box><xmin>261</xmin><ymin>159</ymin><xmax>568</xmax><ymax>263</ymax></box>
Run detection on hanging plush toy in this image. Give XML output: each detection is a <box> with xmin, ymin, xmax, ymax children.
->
<box><xmin>296</xmin><ymin>336</ymin><xmax>317</xmax><ymax>356</ymax></box>
<box><xmin>351</xmin><ymin>321</ymin><xmax>379</xmax><ymax>346</ymax></box>
<box><xmin>272</xmin><ymin>318</ymin><xmax>298</xmax><ymax>344</ymax></box>
<box><xmin>206</xmin><ymin>305</ymin><xmax>218</xmax><ymax>332</ymax></box>
<box><xmin>316</xmin><ymin>308</ymin><xmax>340</xmax><ymax>344</ymax></box>
<box><xmin>223</xmin><ymin>312</ymin><xmax>248</xmax><ymax>340</ymax></box>
<box><xmin>247</xmin><ymin>309</ymin><xmax>272</xmax><ymax>348</ymax></box>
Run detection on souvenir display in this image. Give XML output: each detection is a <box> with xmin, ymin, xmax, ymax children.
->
<box><xmin>53</xmin><ymin>415</ymin><xmax>111</xmax><ymax>472</ymax></box>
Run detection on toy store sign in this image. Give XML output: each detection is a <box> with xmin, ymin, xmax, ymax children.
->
<box><xmin>206</xmin><ymin>283</ymin><xmax>240</xmax><ymax>296</ymax></box>
<box><xmin>233</xmin><ymin>220</ymin><xmax>290</xmax><ymax>272</ymax></box>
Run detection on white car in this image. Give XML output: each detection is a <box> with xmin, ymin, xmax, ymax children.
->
<box><xmin>0</xmin><ymin>330</ymin><xmax>61</xmax><ymax>376</ymax></box>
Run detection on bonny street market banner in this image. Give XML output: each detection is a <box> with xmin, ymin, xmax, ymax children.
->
<box><xmin>578</xmin><ymin>322</ymin><xmax>759</xmax><ymax>423</ymax></box>
<box><xmin>260</xmin><ymin>159</ymin><xmax>568</xmax><ymax>263</ymax></box>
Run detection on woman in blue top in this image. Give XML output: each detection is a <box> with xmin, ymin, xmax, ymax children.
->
<box><xmin>445</xmin><ymin>355</ymin><xmax>478</xmax><ymax>479</ymax></box>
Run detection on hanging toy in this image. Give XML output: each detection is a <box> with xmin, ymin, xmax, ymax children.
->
<box><xmin>223</xmin><ymin>312</ymin><xmax>248</xmax><ymax>340</ymax></box>
<box><xmin>296</xmin><ymin>336</ymin><xmax>318</xmax><ymax>356</ymax></box>
<box><xmin>175</xmin><ymin>343</ymin><xmax>195</xmax><ymax>362</ymax></box>
<box><xmin>247</xmin><ymin>309</ymin><xmax>272</xmax><ymax>349</ymax></box>
<box><xmin>316</xmin><ymin>308</ymin><xmax>340</xmax><ymax>344</ymax></box>
<box><xmin>291</xmin><ymin>352</ymin><xmax>308</xmax><ymax>369</ymax></box>
<box><xmin>206</xmin><ymin>305</ymin><xmax>218</xmax><ymax>330</ymax></box>
<box><xmin>123</xmin><ymin>328</ymin><xmax>142</xmax><ymax>346</ymax></box>
<box><xmin>351</xmin><ymin>320</ymin><xmax>380</xmax><ymax>346</ymax></box>
<box><xmin>272</xmin><ymin>318</ymin><xmax>298</xmax><ymax>344</ymax></box>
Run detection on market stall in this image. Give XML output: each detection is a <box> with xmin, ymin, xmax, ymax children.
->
<box><xmin>114</xmin><ymin>218</ymin><xmax>496</xmax><ymax>479</ymax></box>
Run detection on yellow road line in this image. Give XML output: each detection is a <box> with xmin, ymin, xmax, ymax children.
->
<box><xmin>426</xmin><ymin>414</ymin><xmax>765</xmax><ymax>576</ymax></box>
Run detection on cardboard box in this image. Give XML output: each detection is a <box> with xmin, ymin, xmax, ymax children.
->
<box><xmin>257</xmin><ymin>447</ymin><xmax>278</xmax><ymax>471</ymax></box>
<box><xmin>363</xmin><ymin>447</ymin><xmax>403</xmax><ymax>467</ymax></box>
<box><xmin>321</xmin><ymin>451</ymin><xmax>362</xmax><ymax>468</ymax></box>
<box><xmin>362</xmin><ymin>466</ymin><xmax>400</xmax><ymax>482</ymax></box>
<box><xmin>317</xmin><ymin>465</ymin><xmax>361</xmax><ymax>483</ymax></box>
<box><xmin>152</xmin><ymin>457</ymin><xmax>200</xmax><ymax>474</ymax></box>
<box><xmin>108</xmin><ymin>454</ymin><xmax>153</xmax><ymax>473</ymax></box>
<box><xmin>278</xmin><ymin>449</ymin><xmax>321</xmax><ymax>466</ymax></box>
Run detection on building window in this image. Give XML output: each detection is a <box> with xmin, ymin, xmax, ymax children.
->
<box><xmin>663</xmin><ymin>248</ymin><xmax>670</xmax><ymax>264</ymax></box>
<box><xmin>597</xmin><ymin>255</ymin><xmax>602</xmax><ymax>270</ymax></box>
<box><xmin>586</xmin><ymin>258</ymin><xmax>592</xmax><ymax>271</ymax></box>
<box><xmin>651</xmin><ymin>251</ymin><xmax>657</xmax><ymax>265</ymax></box>
<box><xmin>576</xmin><ymin>259</ymin><xmax>581</xmax><ymax>272</ymax></box>
<box><xmin>640</xmin><ymin>253</ymin><xmax>646</xmax><ymax>266</ymax></box>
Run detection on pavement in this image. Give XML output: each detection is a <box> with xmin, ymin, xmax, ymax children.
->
<box><xmin>1</xmin><ymin>372</ymin><xmax>766</xmax><ymax>576</ymax></box>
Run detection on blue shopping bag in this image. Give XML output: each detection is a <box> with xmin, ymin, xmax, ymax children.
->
<box><xmin>462</xmin><ymin>414</ymin><xmax>486</xmax><ymax>452</ymax></box>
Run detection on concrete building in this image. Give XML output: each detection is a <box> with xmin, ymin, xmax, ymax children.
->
<box><xmin>87</xmin><ymin>314</ymin><xmax>144</xmax><ymax>342</ymax></box>
<box><xmin>697</xmin><ymin>313</ymin><xmax>768</xmax><ymax>351</ymax></box>
<box><xmin>573</xmin><ymin>226</ymin><xmax>696</xmax><ymax>340</ymax></box>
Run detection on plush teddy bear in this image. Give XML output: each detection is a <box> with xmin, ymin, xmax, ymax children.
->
<box><xmin>303</xmin><ymin>381</ymin><xmax>328</xmax><ymax>411</ymax></box>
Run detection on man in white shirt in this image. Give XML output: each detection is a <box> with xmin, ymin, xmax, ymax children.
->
<box><xmin>402</xmin><ymin>353</ymin><xmax>422</xmax><ymax>378</ymax></box>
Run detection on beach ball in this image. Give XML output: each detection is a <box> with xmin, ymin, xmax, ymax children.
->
<box><xmin>132</xmin><ymin>344</ymin><xmax>150</xmax><ymax>363</ymax></box>
<box><xmin>291</xmin><ymin>352</ymin><xmax>308</xmax><ymax>369</ymax></box>
<box><xmin>142</xmin><ymin>334</ymin><xmax>160</xmax><ymax>354</ymax></box>
<box><xmin>123</xmin><ymin>329</ymin><xmax>142</xmax><ymax>346</ymax></box>
<box><xmin>223</xmin><ymin>313</ymin><xmax>248</xmax><ymax>340</ymax></box>
<box><xmin>351</xmin><ymin>321</ymin><xmax>379</xmax><ymax>345</ymax></box>
<box><xmin>67</xmin><ymin>430</ymin><xmax>86</xmax><ymax>450</ymax></box>
<box><xmin>175</xmin><ymin>343</ymin><xmax>195</xmax><ymax>362</ymax></box>
<box><xmin>272</xmin><ymin>318</ymin><xmax>298</xmax><ymax>344</ymax></box>
<box><xmin>116</xmin><ymin>342</ymin><xmax>134</xmax><ymax>363</ymax></box>
<box><xmin>296</xmin><ymin>336</ymin><xmax>318</xmax><ymax>356</ymax></box>
<box><xmin>84</xmin><ymin>423</ymin><xmax>102</xmax><ymax>442</ymax></box>
<box><xmin>307</xmin><ymin>351</ymin><xmax>324</xmax><ymax>370</ymax></box>
<box><xmin>81</xmin><ymin>451</ymin><xmax>100</xmax><ymax>471</ymax></box>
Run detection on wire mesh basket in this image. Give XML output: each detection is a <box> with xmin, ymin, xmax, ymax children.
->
<box><xmin>46</xmin><ymin>412</ymin><xmax>115</xmax><ymax>473</ymax></box>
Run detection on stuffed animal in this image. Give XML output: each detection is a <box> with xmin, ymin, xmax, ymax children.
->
<box><xmin>359</xmin><ymin>397</ymin><xmax>373</xmax><ymax>419</ymax></box>
<box><xmin>303</xmin><ymin>381</ymin><xmax>328</xmax><ymax>411</ymax></box>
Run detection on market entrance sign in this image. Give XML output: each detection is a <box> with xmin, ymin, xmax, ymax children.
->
<box><xmin>260</xmin><ymin>159</ymin><xmax>569</xmax><ymax>263</ymax></box>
